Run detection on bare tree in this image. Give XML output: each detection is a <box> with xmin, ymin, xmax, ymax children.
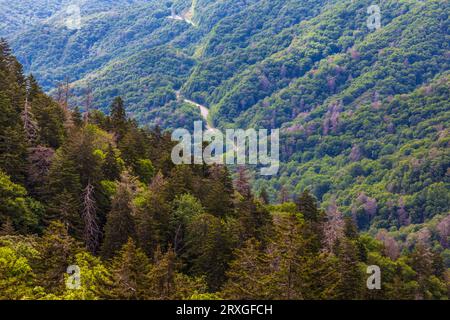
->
<box><xmin>397</xmin><ymin>197</ymin><xmax>410</xmax><ymax>226</ymax></box>
<box><xmin>323</xmin><ymin>198</ymin><xmax>344</xmax><ymax>253</ymax></box>
<box><xmin>376</xmin><ymin>229</ymin><xmax>400</xmax><ymax>260</ymax></box>
<box><xmin>27</xmin><ymin>146</ymin><xmax>55</xmax><ymax>195</ymax></box>
<box><xmin>234</xmin><ymin>166</ymin><xmax>252</xmax><ymax>199</ymax></box>
<box><xmin>82</xmin><ymin>182</ymin><xmax>100</xmax><ymax>253</ymax></box>
<box><xmin>349</xmin><ymin>144</ymin><xmax>362</xmax><ymax>162</ymax></box>
<box><xmin>21</xmin><ymin>79</ymin><xmax>40</xmax><ymax>143</ymax></box>
<box><xmin>437</xmin><ymin>215</ymin><xmax>450</xmax><ymax>248</ymax></box>
<box><xmin>278</xmin><ymin>186</ymin><xmax>290</xmax><ymax>204</ymax></box>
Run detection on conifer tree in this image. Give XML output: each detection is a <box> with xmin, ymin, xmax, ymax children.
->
<box><xmin>169</xmin><ymin>194</ymin><xmax>204</xmax><ymax>254</ymax></box>
<box><xmin>35</xmin><ymin>221</ymin><xmax>78</xmax><ymax>293</ymax></box>
<box><xmin>0</xmin><ymin>218</ymin><xmax>16</xmax><ymax>236</ymax></box>
<box><xmin>234</xmin><ymin>166</ymin><xmax>252</xmax><ymax>199</ymax></box>
<box><xmin>135</xmin><ymin>171</ymin><xmax>171</xmax><ymax>255</ymax></box>
<box><xmin>147</xmin><ymin>246</ymin><xmax>177</xmax><ymax>299</ymax></box>
<box><xmin>185</xmin><ymin>213</ymin><xmax>235</xmax><ymax>291</ymax></box>
<box><xmin>82</xmin><ymin>182</ymin><xmax>100</xmax><ymax>254</ymax></box>
<box><xmin>102</xmin><ymin>143</ymin><xmax>122</xmax><ymax>181</ymax></box>
<box><xmin>201</xmin><ymin>165</ymin><xmax>234</xmax><ymax>217</ymax></box>
<box><xmin>110</xmin><ymin>238</ymin><xmax>150</xmax><ymax>299</ymax></box>
<box><xmin>109</xmin><ymin>97</ymin><xmax>128</xmax><ymax>142</ymax></box>
<box><xmin>45</xmin><ymin>147</ymin><xmax>82</xmax><ymax>236</ymax></box>
<box><xmin>102</xmin><ymin>172</ymin><xmax>137</xmax><ymax>259</ymax></box>
<box><xmin>295</xmin><ymin>190</ymin><xmax>325</xmax><ymax>253</ymax></box>
<box><xmin>222</xmin><ymin>239</ymin><xmax>274</xmax><ymax>299</ymax></box>
<box><xmin>0</xmin><ymin>42</ymin><xmax>28</xmax><ymax>182</ymax></box>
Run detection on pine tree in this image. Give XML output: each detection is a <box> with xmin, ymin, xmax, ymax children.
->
<box><xmin>336</xmin><ymin>217</ymin><xmax>365</xmax><ymax>299</ymax></box>
<box><xmin>278</xmin><ymin>186</ymin><xmax>290</xmax><ymax>203</ymax></box>
<box><xmin>147</xmin><ymin>246</ymin><xmax>177</xmax><ymax>299</ymax></box>
<box><xmin>26</xmin><ymin>146</ymin><xmax>55</xmax><ymax>198</ymax></box>
<box><xmin>0</xmin><ymin>217</ymin><xmax>16</xmax><ymax>236</ymax></box>
<box><xmin>270</xmin><ymin>213</ymin><xmax>306</xmax><ymax>299</ymax></box>
<box><xmin>169</xmin><ymin>194</ymin><xmax>204</xmax><ymax>254</ymax></box>
<box><xmin>295</xmin><ymin>190</ymin><xmax>320</xmax><ymax>222</ymax></box>
<box><xmin>45</xmin><ymin>146</ymin><xmax>82</xmax><ymax>236</ymax></box>
<box><xmin>336</xmin><ymin>237</ymin><xmax>363</xmax><ymax>299</ymax></box>
<box><xmin>235</xmin><ymin>196</ymin><xmax>273</xmax><ymax>244</ymax></box>
<box><xmin>0</xmin><ymin>40</ymin><xmax>28</xmax><ymax>182</ymax></box>
<box><xmin>72</xmin><ymin>106</ymin><xmax>83</xmax><ymax>128</ymax></box>
<box><xmin>29</xmin><ymin>80</ymin><xmax>66</xmax><ymax>149</ymax></box>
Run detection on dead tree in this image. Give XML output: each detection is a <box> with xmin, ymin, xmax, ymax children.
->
<box><xmin>82</xmin><ymin>182</ymin><xmax>100</xmax><ymax>253</ymax></box>
<box><xmin>57</xmin><ymin>78</ymin><xmax>74</xmax><ymax>129</ymax></box>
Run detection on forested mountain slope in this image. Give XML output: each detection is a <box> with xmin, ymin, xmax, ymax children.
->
<box><xmin>0</xmin><ymin>42</ymin><xmax>449</xmax><ymax>299</ymax></box>
<box><xmin>1</xmin><ymin>0</ymin><xmax>449</xmax><ymax>260</ymax></box>
<box><xmin>4</xmin><ymin>0</ymin><xmax>336</xmax><ymax>127</ymax></box>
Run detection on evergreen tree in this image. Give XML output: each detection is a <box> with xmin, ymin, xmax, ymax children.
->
<box><xmin>222</xmin><ymin>239</ymin><xmax>274</xmax><ymax>299</ymax></box>
<box><xmin>295</xmin><ymin>190</ymin><xmax>325</xmax><ymax>253</ymax></box>
<box><xmin>109</xmin><ymin>97</ymin><xmax>128</xmax><ymax>142</ymax></box>
<box><xmin>169</xmin><ymin>194</ymin><xmax>204</xmax><ymax>254</ymax></box>
<box><xmin>146</xmin><ymin>246</ymin><xmax>177</xmax><ymax>299</ymax></box>
<box><xmin>34</xmin><ymin>221</ymin><xmax>78</xmax><ymax>293</ymax></box>
<box><xmin>202</xmin><ymin>165</ymin><xmax>234</xmax><ymax>217</ymax></box>
<box><xmin>102</xmin><ymin>143</ymin><xmax>122</xmax><ymax>181</ymax></box>
<box><xmin>135</xmin><ymin>171</ymin><xmax>171</xmax><ymax>255</ymax></box>
<box><xmin>185</xmin><ymin>213</ymin><xmax>235</xmax><ymax>291</ymax></box>
<box><xmin>45</xmin><ymin>147</ymin><xmax>82</xmax><ymax>236</ymax></box>
<box><xmin>102</xmin><ymin>173</ymin><xmax>137</xmax><ymax>259</ymax></box>
<box><xmin>110</xmin><ymin>238</ymin><xmax>150</xmax><ymax>299</ymax></box>
<box><xmin>0</xmin><ymin>41</ymin><xmax>28</xmax><ymax>182</ymax></box>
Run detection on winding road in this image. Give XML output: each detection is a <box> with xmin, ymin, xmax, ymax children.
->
<box><xmin>176</xmin><ymin>91</ymin><xmax>213</xmax><ymax>130</ymax></box>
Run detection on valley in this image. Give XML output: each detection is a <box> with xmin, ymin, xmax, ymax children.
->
<box><xmin>0</xmin><ymin>0</ymin><xmax>449</xmax><ymax>300</ymax></box>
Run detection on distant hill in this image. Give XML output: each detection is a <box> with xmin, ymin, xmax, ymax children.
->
<box><xmin>2</xmin><ymin>0</ymin><xmax>449</xmax><ymax>233</ymax></box>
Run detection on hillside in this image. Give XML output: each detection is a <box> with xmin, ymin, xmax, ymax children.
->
<box><xmin>0</xmin><ymin>41</ymin><xmax>449</xmax><ymax>299</ymax></box>
<box><xmin>1</xmin><ymin>0</ymin><xmax>449</xmax><ymax>240</ymax></box>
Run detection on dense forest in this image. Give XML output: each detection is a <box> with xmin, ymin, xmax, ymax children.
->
<box><xmin>5</xmin><ymin>0</ymin><xmax>449</xmax><ymax>219</ymax></box>
<box><xmin>1</xmin><ymin>39</ymin><xmax>449</xmax><ymax>300</ymax></box>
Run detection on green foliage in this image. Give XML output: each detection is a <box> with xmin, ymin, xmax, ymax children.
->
<box><xmin>0</xmin><ymin>1</ymin><xmax>449</xmax><ymax>299</ymax></box>
<box><xmin>0</xmin><ymin>170</ymin><xmax>43</xmax><ymax>232</ymax></box>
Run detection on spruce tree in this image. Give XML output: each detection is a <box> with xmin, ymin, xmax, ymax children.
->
<box><xmin>109</xmin><ymin>97</ymin><xmax>128</xmax><ymax>142</ymax></box>
<box><xmin>101</xmin><ymin>172</ymin><xmax>137</xmax><ymax>259</ymax></box>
